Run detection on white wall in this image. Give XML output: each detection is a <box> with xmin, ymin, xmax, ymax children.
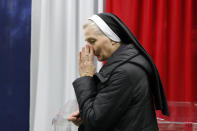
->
<box><xmin>30</xmin><ymin>0</ymin><xmax>105</xmax><ymax>131</ymax></box>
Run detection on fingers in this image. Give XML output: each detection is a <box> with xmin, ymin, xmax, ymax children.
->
<box><xmin>67</xmin><ymin>116</ymin><xmax>77</xmax><ymax>121</ymax></box>
<box><xmin>89</xmin><ymin>45</ymin><xmax>94</xmax><ymax>62</ymax></box>
<box><xmin>67</xmin><ymin>116</ymin><xmax>81</xmax><ymax>122</ymax></box>
<box><xmin>85</xmin><ymin>45</ymin><xmax>90</xmax><ymax>55</ymax></box>
<box><xmin>81</xmin><ymin>47</ymin><xmax>85</xmax><ymax>62</ymax></box>
<box><xmin>78</xmin><ymin>52</ymin><xmax>81</xmax><ymax>64</ymax></box>
<box><xmin>79</xmin><ymin>45</ymin><xmax>95</xmax><ymax>76</ymax></box>
<box><xmin>81</xmin><ymin>45</ymin><xmax>93</xmax><ymax>62</ymax></box>
<box><xmin>89</xmin><ymin>45</ymin><xmax>93</xmax><ymax>55</ymax></box>
<box><xmin>67</xmin><ymin>111</ymin><xmax>80</xmax><ymax>121</ymax></box>
<box><xmin>73</xmin><ymin>119</ymin><xmax>82</xmax><ymax>126</ymax></box>
<box><xmin>67</xmin><ymin>111</ymin><xmax>82</xmax><ymax>126</ymax></box>
<box><xmin>72</xmin><ymin>111</ymin><xmax>80</xmax><ymax>117</ymax></box>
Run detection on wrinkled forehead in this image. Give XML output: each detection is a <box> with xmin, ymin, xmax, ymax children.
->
<box><xmin>83</xmin><ymin>23</ymin><xmax>104</xmax><ymax>37</ymax></box>
<box><xmin>84</xmin><ymin>26</ymin><xmax>96</xmax><ymax>37</ymax></box>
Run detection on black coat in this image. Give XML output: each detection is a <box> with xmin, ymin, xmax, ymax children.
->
<box><xmin>73</xmin><ymin>44</ymin><xmax>159</xmax><ymax>131</ymax></box>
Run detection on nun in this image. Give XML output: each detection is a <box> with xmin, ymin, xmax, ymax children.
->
<box><xmin>67</xmin><ymin>13</ymin><xmax>169</xmax><ymax>131</ymax></box>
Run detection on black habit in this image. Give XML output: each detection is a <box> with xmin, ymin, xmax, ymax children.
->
<box><xmin>73</xmin><ymin>13</ymin><xmax>169</xmax><ymax>131</ymax></box>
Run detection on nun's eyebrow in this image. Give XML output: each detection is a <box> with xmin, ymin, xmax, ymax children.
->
<box><xmin>85</xmin><ymin>37</ymin><xmax>96</xmax><ymax>41</ymax></box>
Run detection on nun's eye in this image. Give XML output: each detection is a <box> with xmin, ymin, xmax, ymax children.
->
<box><xmin>89</xmin><ymin>40</ymin><xmax>96</xmax><ymax>44</ymax></box>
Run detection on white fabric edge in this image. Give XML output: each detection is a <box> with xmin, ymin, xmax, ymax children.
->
<box><xmin>88</xmin><ymin>15</ymin><xmax>121</xmax><ymax>42</ymax></box>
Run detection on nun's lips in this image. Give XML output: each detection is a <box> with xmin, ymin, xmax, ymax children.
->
<box><xmin>94</xmin><ymin>51</ymin><xmax>101</xmax><ymax>58</ymax></box>
<box><xmin>94</xmin><ymin>52</ymin><xmax>99</xmax><ymax>57</ymax></box>
<box><xmin>95</xmin><ymin>55</ymin><xmax>101</xmax><ymax>59</ymax></box>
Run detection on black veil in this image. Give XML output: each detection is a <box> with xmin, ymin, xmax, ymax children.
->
<box><xmin>97</xmin><ymin>13</ymin><xmax>169</xmax><ymax>116</ymax></box>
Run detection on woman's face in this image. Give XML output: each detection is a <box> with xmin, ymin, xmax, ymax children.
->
<box><xmin>83</xmin><ymin>25</ymin><xmax>114</xmax><ymax>62</ymax></box>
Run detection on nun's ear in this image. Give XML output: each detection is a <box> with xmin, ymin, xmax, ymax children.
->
<box><xmin>111</xmin><ymin>40</ymin><xmax>116</xmax><ymax>45</ymax></box>
<box><xmin>112</xmin><ymin>41</ymin><xmax>120</xmax><ymax>46</ymax></box>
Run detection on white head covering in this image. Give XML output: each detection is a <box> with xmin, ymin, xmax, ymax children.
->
<box><xmin>88</xmin><ymin>15</ymin><xmax>121</xmax><ymax>42</ymax></box>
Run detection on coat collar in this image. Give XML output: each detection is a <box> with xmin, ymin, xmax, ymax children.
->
<box><xmin>94</xmin><ymin>43</ymin><xmax>139</xmax><ymax>83</ymax></box>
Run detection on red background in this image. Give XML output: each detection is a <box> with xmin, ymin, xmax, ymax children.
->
<box><xmin>106</xmin><ymin>0</ymin><xmax>197</xmax><ymax>102</ymax></box>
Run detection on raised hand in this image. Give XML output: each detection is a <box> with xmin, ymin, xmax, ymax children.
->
<box><xmin>78</xmin><ymin>45</ymin><xmax>95</xmax><ymax>77</ymax></box>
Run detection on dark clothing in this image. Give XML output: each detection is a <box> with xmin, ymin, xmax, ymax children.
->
<box><xmin>98</xmin><ymin>13</ymin><xmax>169</xmax><ymax>116</ymax></box>
<box><xmin>73</xmin><ymin>44</ymin><xmax>159</xmax><ymax>131</ymax></box>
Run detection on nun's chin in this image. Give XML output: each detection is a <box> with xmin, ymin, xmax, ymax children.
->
<box><xmin>96</xmin><ymin>56</ymin><xmax>103</xmax><ymax>62</ymax></box>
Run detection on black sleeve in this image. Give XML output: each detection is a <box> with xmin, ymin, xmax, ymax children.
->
<box><xmin>78</xmin><ymin>124</ymin><xmax>85</xmax><ymax>131</ymax></box>
<box><xmin>73</xmin><ymin>69</ymin><xmax>132</xmax><ymax>131</ymax></box>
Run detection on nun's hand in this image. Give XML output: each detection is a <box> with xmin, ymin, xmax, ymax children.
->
<box><xmin>79</xmin><ymin>45</ymin><xmax>95</xmax><ymax>77</ymax></box>
<box><xmin>67</xmin><ymin>111</ymin><xmax>82</xmax><ymax>127</ymax></box>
